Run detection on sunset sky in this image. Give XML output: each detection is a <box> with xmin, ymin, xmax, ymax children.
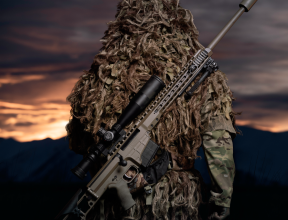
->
<box><xmin>1</xmin><ymin>0</ymin><xmax>288</xmax><ymax>142</ymax></box>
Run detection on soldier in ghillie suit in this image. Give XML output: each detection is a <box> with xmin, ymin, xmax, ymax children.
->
<box><xmin>66</xmin><ymin>0</ymin><xmax>238</xmax><ymax>219</ymax></box>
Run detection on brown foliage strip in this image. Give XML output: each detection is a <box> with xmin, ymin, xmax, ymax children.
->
<box><xmin>66</xmin><ymin>0</ymin><xmax>237</xmax><ymax>159</ymax></box>
<box><xmin>152</xmin><ymin>170</ymin><xmax>201</xmax><ymax>220</ymax></box>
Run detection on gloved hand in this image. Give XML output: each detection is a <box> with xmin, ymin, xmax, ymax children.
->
<box><xmin>208</xmin><ymin>203</ymin><xmax>230</xmax><ymax>220</ymax></box>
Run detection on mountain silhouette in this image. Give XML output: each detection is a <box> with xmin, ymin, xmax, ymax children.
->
<box><xmin>1</xmin><ymin>126</ymin><xmax>287</xmax><ymax>186</ymax></box>
<box><xmin>0</xmin><ymin>137</ymin><xmax>91</xmax><ymax>183</ymax></box>
<box><xmin>0</xmin><ymin>126</ymin><xmax>287</xmax><ymax>220</ymax></box>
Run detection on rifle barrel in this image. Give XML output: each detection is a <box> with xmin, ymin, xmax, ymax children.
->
<box><xmin>207</xmin><ymin>7</ymin><xmax>244</xmax><ymax>50</ymax></box>
<box><xmin>207</xmin><ymin>0</ymin><xmax>257</xmax><ymax>50</ymax></box>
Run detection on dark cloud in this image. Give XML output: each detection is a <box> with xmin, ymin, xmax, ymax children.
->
<box><xmin>0</xmin><ymin>0</ymin><xmax>287</xmax><ymax>140</ymax></box>
<box><xmin>0</xmin><ymin>77</ymin><xmax>78</xmax><ymax>105</ymax></box>
<box><xmin>14</xmin><ymin>122</ymin><xmax>36</xmax><ymax>127</ymax></box>
<box><xmin>48</xmin><ymin>118</ymin><xmax>57</xmax><ymax>123</ymax></box>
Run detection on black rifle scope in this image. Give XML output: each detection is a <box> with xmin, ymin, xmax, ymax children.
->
<box><xmin>71</xmin><ymin>75</ymin><xmax>165</xmax><ymax>179</ymax></box>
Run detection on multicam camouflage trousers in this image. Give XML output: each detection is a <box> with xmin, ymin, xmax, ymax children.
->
<box><xmin>202</xmin><ymin>129</ymin><xmax>236</xmax><ymax>207</ymax></box>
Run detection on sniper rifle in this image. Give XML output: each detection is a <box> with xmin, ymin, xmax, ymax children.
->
<box><xmin>56</xmin><ymin>1</ymin><xmax>257</xmax><ymax>219</ymax></box>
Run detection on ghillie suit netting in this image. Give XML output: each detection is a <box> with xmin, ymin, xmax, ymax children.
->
<box><xmin>66</xmin><ymin>0</ymin><xmax>238</xmax><ymax>219</ymax></box>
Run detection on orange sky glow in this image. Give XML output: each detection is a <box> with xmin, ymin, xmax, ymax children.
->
<box><xmin>0</xmin><ymin>98</ymin><xmax>287</xmax><ymax>142</ymax></box>
<box><xmin>0</xmin><ymin>101</ymin><xmax>71</xmax><ymax>142</ymax></box>
<box><xmin>0</xmin><ymin>76</ymin><xmax>79</xmax><ymax>142</ymax></box>
<box><xmin>236</xmin><ymin>120</ymin><xmax>288</xmax><ymax>133</ymax></box>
